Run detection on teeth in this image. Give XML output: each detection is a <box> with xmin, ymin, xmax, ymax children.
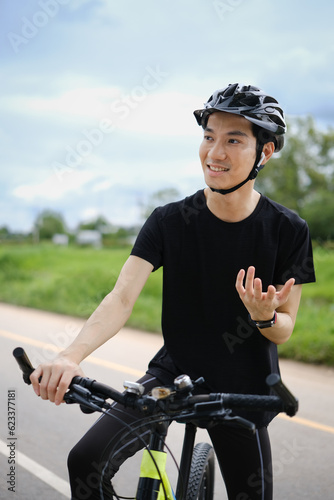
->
<box><xmin>209</xmin><ymin>165</ymin><xmax>228</xmax><ymax>172</ymax></box>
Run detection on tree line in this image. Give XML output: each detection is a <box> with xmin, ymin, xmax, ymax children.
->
<box><xmin>256</xmin><ymin>115</ymin><xmax>334</xmax><ymax>241</ymax></box>
<box><xmin>1</xmin><ymin>115</ymin><xmax>333</xmax><ymax>243</ymax></box>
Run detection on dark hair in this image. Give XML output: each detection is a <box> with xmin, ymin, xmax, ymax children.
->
<box><xmin>251</xmin><ymin>123</ymin><xmax>283</xmax><ymax>153</ymax></box>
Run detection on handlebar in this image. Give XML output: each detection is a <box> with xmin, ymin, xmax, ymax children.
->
<box><xmin>13</xmin><ymin>347</ymin><xmax>299</xmax><ymax>425</ymax></box>
<box><xmin>13</xmin><ymin>347</ymin><xmax>35</xmax><ymax>384</ymax></box>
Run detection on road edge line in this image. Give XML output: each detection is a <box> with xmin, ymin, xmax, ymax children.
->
<box><xmin>0</xmin><ymin>438</ymin><xmax>71</xmax><ymax>498</ymax></box>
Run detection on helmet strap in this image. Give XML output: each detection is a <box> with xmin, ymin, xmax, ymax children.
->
<box><xmin>210</xmin><ymin>146</ymin><xmax>264</xmax><ymax>195</ymax></box>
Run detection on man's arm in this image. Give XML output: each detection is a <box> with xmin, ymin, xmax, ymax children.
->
<box><xmin>235</xmin><ymin>266</ymin><xmax>302</xmax><ymax>345</ymax></box>
<box><xmin>30</xmin><ymin>255</ymin><xmax>154</xmax><ymax>404</ymax></box>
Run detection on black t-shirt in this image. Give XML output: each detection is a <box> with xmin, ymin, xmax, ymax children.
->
<box><xmin>131</xmin><ymin>190</ymin><xmax>315</xmax><ymax>426</ymax></box>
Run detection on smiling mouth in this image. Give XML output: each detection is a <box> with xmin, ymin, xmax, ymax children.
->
<box><xmin>207</xmin><ymin>164</ymin><xmax>229</xmax><ymax>172</ymax></box>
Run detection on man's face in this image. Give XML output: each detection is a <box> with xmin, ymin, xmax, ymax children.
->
<box><xmin>199</xmin><ymin>111</ymin><xmax>258</xmax><ymax>192</ymax></box>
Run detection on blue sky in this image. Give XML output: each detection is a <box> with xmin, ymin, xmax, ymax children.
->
<box><xmin>1</xmin><ymin>0</ymin><xmax>334</xmax><ymax>232</ymax></box>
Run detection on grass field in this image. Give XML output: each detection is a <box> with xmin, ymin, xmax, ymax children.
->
<box><xmin>0</xmin><ymin>243</ymin><xmax>333</xmax><ymax>365</ymax></box>
<box><xmin>0</xmin><ymin>244</ymin><xmax>163</xmax><ymax>332</ymax></box>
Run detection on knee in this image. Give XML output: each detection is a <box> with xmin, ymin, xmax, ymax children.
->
<box><xmin>67</xmin><ymin>441</ymin><xmax>82</xmax><ymax>477</ymax></box>
<box><xmin>68</xmin><ymin>439</ymin><xmax>99</xmax><ymax>483</ymax></box>
<box><xmin>68</xmin><ymin>438</ymin><xmax>118</xmax><ymax>489</ymax></box>
<box><xmin>68</xmin><ymin>441</ymin><xmax>110</xmax><ymax>500</ymax></box>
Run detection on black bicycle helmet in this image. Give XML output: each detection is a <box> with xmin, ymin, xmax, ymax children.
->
<box><xmin>193</xmin><ymin>83</ymin><xmax>287</xmax><ymax>194</ymax></box>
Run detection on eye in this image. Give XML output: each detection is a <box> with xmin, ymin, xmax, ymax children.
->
<box><xmin>204</xmin><ymin>135</ymin><xmax>213</xmax><ymax>141</ymax></box>
<box><xmin>228</xmin><ymin>138</ymin><xmax>240</xmax><ymax>144</ymax></box>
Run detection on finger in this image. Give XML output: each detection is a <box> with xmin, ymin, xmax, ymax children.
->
<box><xmin>235</xmin><ymin>269</ymin><xmax>246</xmax><ymax>294</ymax></box>
<box><xmin>47</xmin><ymin>375</ymin><xmax>59</xmax><ymax>403</ymax></box>
<box><xmin>55</xmin><ymin>372</ymin><xmax>77</xmax><ymax>405</ymax></box>
<box><xmin>55</xmin><ymin>368</ymin><xmax>83</xmax><ymax>406</ymax></box>
<box><xmin>55</xmin><ymin>377</ymin><xmax>70</xmax><ymax>406</ymax></box>
<box><xmin>30</xmin><ymin>367</ymin><xmax>42</xmax><ymax>396</ymax></box>
<box><xmin>286</xmin><ymin>277</ymin><xmax>296</xmax><ymax>290</ymax></box>
<box><xmin>266</xmin><ymin>284</ymin><xmax>277</xmax><ymax>301</ymax></box>
<box><xmin>245</xmin><ymin>266</ymin><xmax>255</xmax><ymax>293</ymax></box>
<box><xmin>39</xmin><ymin>369</ymin><xmax>52</xmax><ymax>400</ymax></box>
<box><xmin>47</xmin><ymin>365</ymin><xmax>66</xmax><ymax>403</ymax></box>
<box><xmin>253</xmin><ymin>277</ymin><xmax>263</xmax><ymax>300</ymax></box>
<box><xmin>277</xmin><ymin>278</ymin><xmax>295</xmax><ymax>302</ymax></box>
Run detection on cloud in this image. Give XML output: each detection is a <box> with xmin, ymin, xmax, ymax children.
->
<box><xmin>0</xmin><ymin>86</ymin><xmax>121</xmax><ymax>125</ymax></box>
<box><xmin>13</xmin><ymin>169</ymin><xmax>96</xmax><ymax>202</ymax></box>
<box><xmin>2</xmin><ymin>0</ymin><xmax>334</xmax><ymax>233</ymax></box>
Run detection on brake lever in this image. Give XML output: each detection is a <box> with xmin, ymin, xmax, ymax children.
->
<box><xmin>222</xmin><ymin>413</ymin><xmax>256</xmax><ymax>433</ymax></box>
<box><xmin>64</xmin><ymin>384</ymin><xmax>106</xmax><ymax>413</ymax></box>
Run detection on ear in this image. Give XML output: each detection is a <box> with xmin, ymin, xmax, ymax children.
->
<box><xmin>262</xmin><ymin>142</ymin><xmax>275</xmax><ymax>164</ymax></box>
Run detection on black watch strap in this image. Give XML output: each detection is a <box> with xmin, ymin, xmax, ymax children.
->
<box><xmin>248</xmin><ymin>311</ymin><xmax>277</xmax><ymax>329</ymax></box>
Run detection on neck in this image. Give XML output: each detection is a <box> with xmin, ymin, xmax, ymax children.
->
<box><xmin>204</xmin><ymin>184</ymin><xmax>260</xmax><ymax>222</ymax></box>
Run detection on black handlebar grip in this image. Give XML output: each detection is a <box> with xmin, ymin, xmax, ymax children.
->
<box><xmin>222</xmin><ymin>394</ymin><xmax>283</xmax><ymax>412</ymax></box>
<box><xmin>13</xmin><ymin>347</ymin><xmax>35</xmax><ymax>385</ymax></box>
<box><xmin>266</xmin><ymin>373</ymin><xmax>299</xmax><ymax>416</ymax></box>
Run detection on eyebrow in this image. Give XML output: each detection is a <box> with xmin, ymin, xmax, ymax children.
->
<box><xmin>204</xmin><ymin>127</ymin><xmax>248</xmax><ymax>137</ymax></box>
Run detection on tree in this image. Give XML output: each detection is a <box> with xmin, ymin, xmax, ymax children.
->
<box><xmin>34</xmin><ymin>210</ymin><xmax>67</xmax><ymax>241</ymax></box>
<box><xmin>0</xmin><ymin>226</ymin><xmax>10</xmax><ymax>239</ymax></box>
<box><xmin>256</xmin><ymin>116</ymin><xmax>334</xmax><ymax>239</ymax></box>
<box><xmin>78</xmin><ymin>215</ymin><xmax>111</xmax><ymax>232</ymax></box>
<box><xmin>140</xmin><ymin>187</ymin><xmax>181</xmax><ymax>221</ymax></box>
<box><xmin>300</xmin><ymin>189</ymin><xmax>334</xmax><ymax>241</ymax></box>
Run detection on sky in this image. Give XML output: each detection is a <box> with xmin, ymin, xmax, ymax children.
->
<box><xmin>1</xmin><ymin>0</ymin><xmax>334</xmax><ymax>232</ymax></box>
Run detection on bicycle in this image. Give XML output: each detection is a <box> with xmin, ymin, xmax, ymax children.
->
<box><xmin>13</xmin><ymin>347</ymin><xmax>299</xmax><ymax>500</ymax></box>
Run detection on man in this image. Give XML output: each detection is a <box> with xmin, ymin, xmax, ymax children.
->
<box><xmin>31</xmin><ymin>83</ymin><xmax>315</xmax><ymax>499</ymax></box>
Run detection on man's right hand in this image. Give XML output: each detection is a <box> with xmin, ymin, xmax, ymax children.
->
<box><xmin>30</xmin><ymin>355</ymin><xmax>85</xmax><ymax>405</ymax></box>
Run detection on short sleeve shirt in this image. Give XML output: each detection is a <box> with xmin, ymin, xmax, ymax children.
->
<box><xmin>131</xmin><ymin>190</ymin><xmax>316</xmax><ymax>426</ymax></box>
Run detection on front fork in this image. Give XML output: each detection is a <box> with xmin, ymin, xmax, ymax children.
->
<box><xmin>135</xmin><ymin>420</ymin><xmax>198</xmax><ymax>500</ymax></box>
<box><xmin>135</xmin><ymin>419</ymin><xmax>175</xmax><ymax>500</ymax></box>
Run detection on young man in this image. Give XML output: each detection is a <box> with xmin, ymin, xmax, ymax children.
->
<box><xmin>31</xmin><ymin>83</ymin><xmax>315</xmax><ymax>499</ymax></box>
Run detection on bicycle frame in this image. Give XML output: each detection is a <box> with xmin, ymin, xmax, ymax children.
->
<box><xmin>137</xmin><ymin>449</ymin><xmax>175</xmax><ymax>500</ymax></box>
<box><xmin>136</xmin><ymin>419</ymin><xmax>174</xmax><ymax>500</ymax></box>
<box><xmin>136</xmin><ymin>419</ymin><xmax>198</xmax><ymax>500</ymax></box>
<box><xmin>136</xmin><ymin>422</ymin><xmax>201</xmax><ymax>500</ymax></box>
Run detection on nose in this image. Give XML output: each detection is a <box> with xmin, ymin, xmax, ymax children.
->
<box><xmin>209</xmin><ymin>140</ymin><xmax>227</xmax><ymax>161</ymax></box>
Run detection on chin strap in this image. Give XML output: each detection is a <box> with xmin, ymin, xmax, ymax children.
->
<box><xmin>210</xmin><ymin>148</ymin><xmax>265</xmax><ymax>195</ymax></box>
<box><xmin>210</xmin><ymin>176</ymin><xmax>251</xmax><ymax>195</ymax></box>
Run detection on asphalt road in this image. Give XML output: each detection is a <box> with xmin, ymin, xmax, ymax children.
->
<box><xmin>0</xmin><ymin>303</ymin><xmax>333</xmax><ymax>499</ymax></box>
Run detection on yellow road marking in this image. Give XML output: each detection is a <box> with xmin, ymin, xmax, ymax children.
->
<box><xmin>3</xmin><ymin>328</ymin><xmax>334</xmax><ymax>435</ymax></box>
<box><xmin>1</xmin><ymin>328</ymin><xmax>143</xmax><ymax>378</ymax></box>
<box><xmin>278</xmin><ymin>413</ymin><xmax>334</xmax><ymax>435</ymax></box>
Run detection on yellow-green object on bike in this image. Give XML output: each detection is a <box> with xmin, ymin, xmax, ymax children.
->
<box><xmin>136</xmin><ymin>449</ymin><xmax>175</xmax><ymax>499</ymax></box>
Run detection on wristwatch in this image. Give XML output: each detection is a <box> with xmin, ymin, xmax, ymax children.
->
<box><xmin>248</xmin><ymin>311</ymin><xmax>277</xmax><ymax>329</ymax></box>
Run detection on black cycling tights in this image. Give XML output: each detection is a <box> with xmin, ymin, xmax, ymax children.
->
<box><xmin>68</xmin><ymin>374</ymin><xmax>273</xmax><ymax>500</ymax></box>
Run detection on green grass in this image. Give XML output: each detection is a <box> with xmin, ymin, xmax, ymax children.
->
<box><xmin>0</xmin><ymin>243</ymin><xmax>333</xmax><ymax>365</ymax></box>
<box><xmin>0</xmin><ymin>244</ymin><xmax>162</xmax><ymax>331</ymax></box>
<box><xmin>278</xmin><ymin>246</ymin><xmax>334</xmax><ymax>365</ymax></box>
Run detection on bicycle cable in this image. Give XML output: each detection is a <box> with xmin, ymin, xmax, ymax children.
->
<box><xmin>97</xmin><ymin>407</ymin><xmax>177</xmax><ymax>500</ymax></box>
<box><xmin>109</xmin><ymin>412</ymin><xmax>185</xmax><ymax>498</ymax></box>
